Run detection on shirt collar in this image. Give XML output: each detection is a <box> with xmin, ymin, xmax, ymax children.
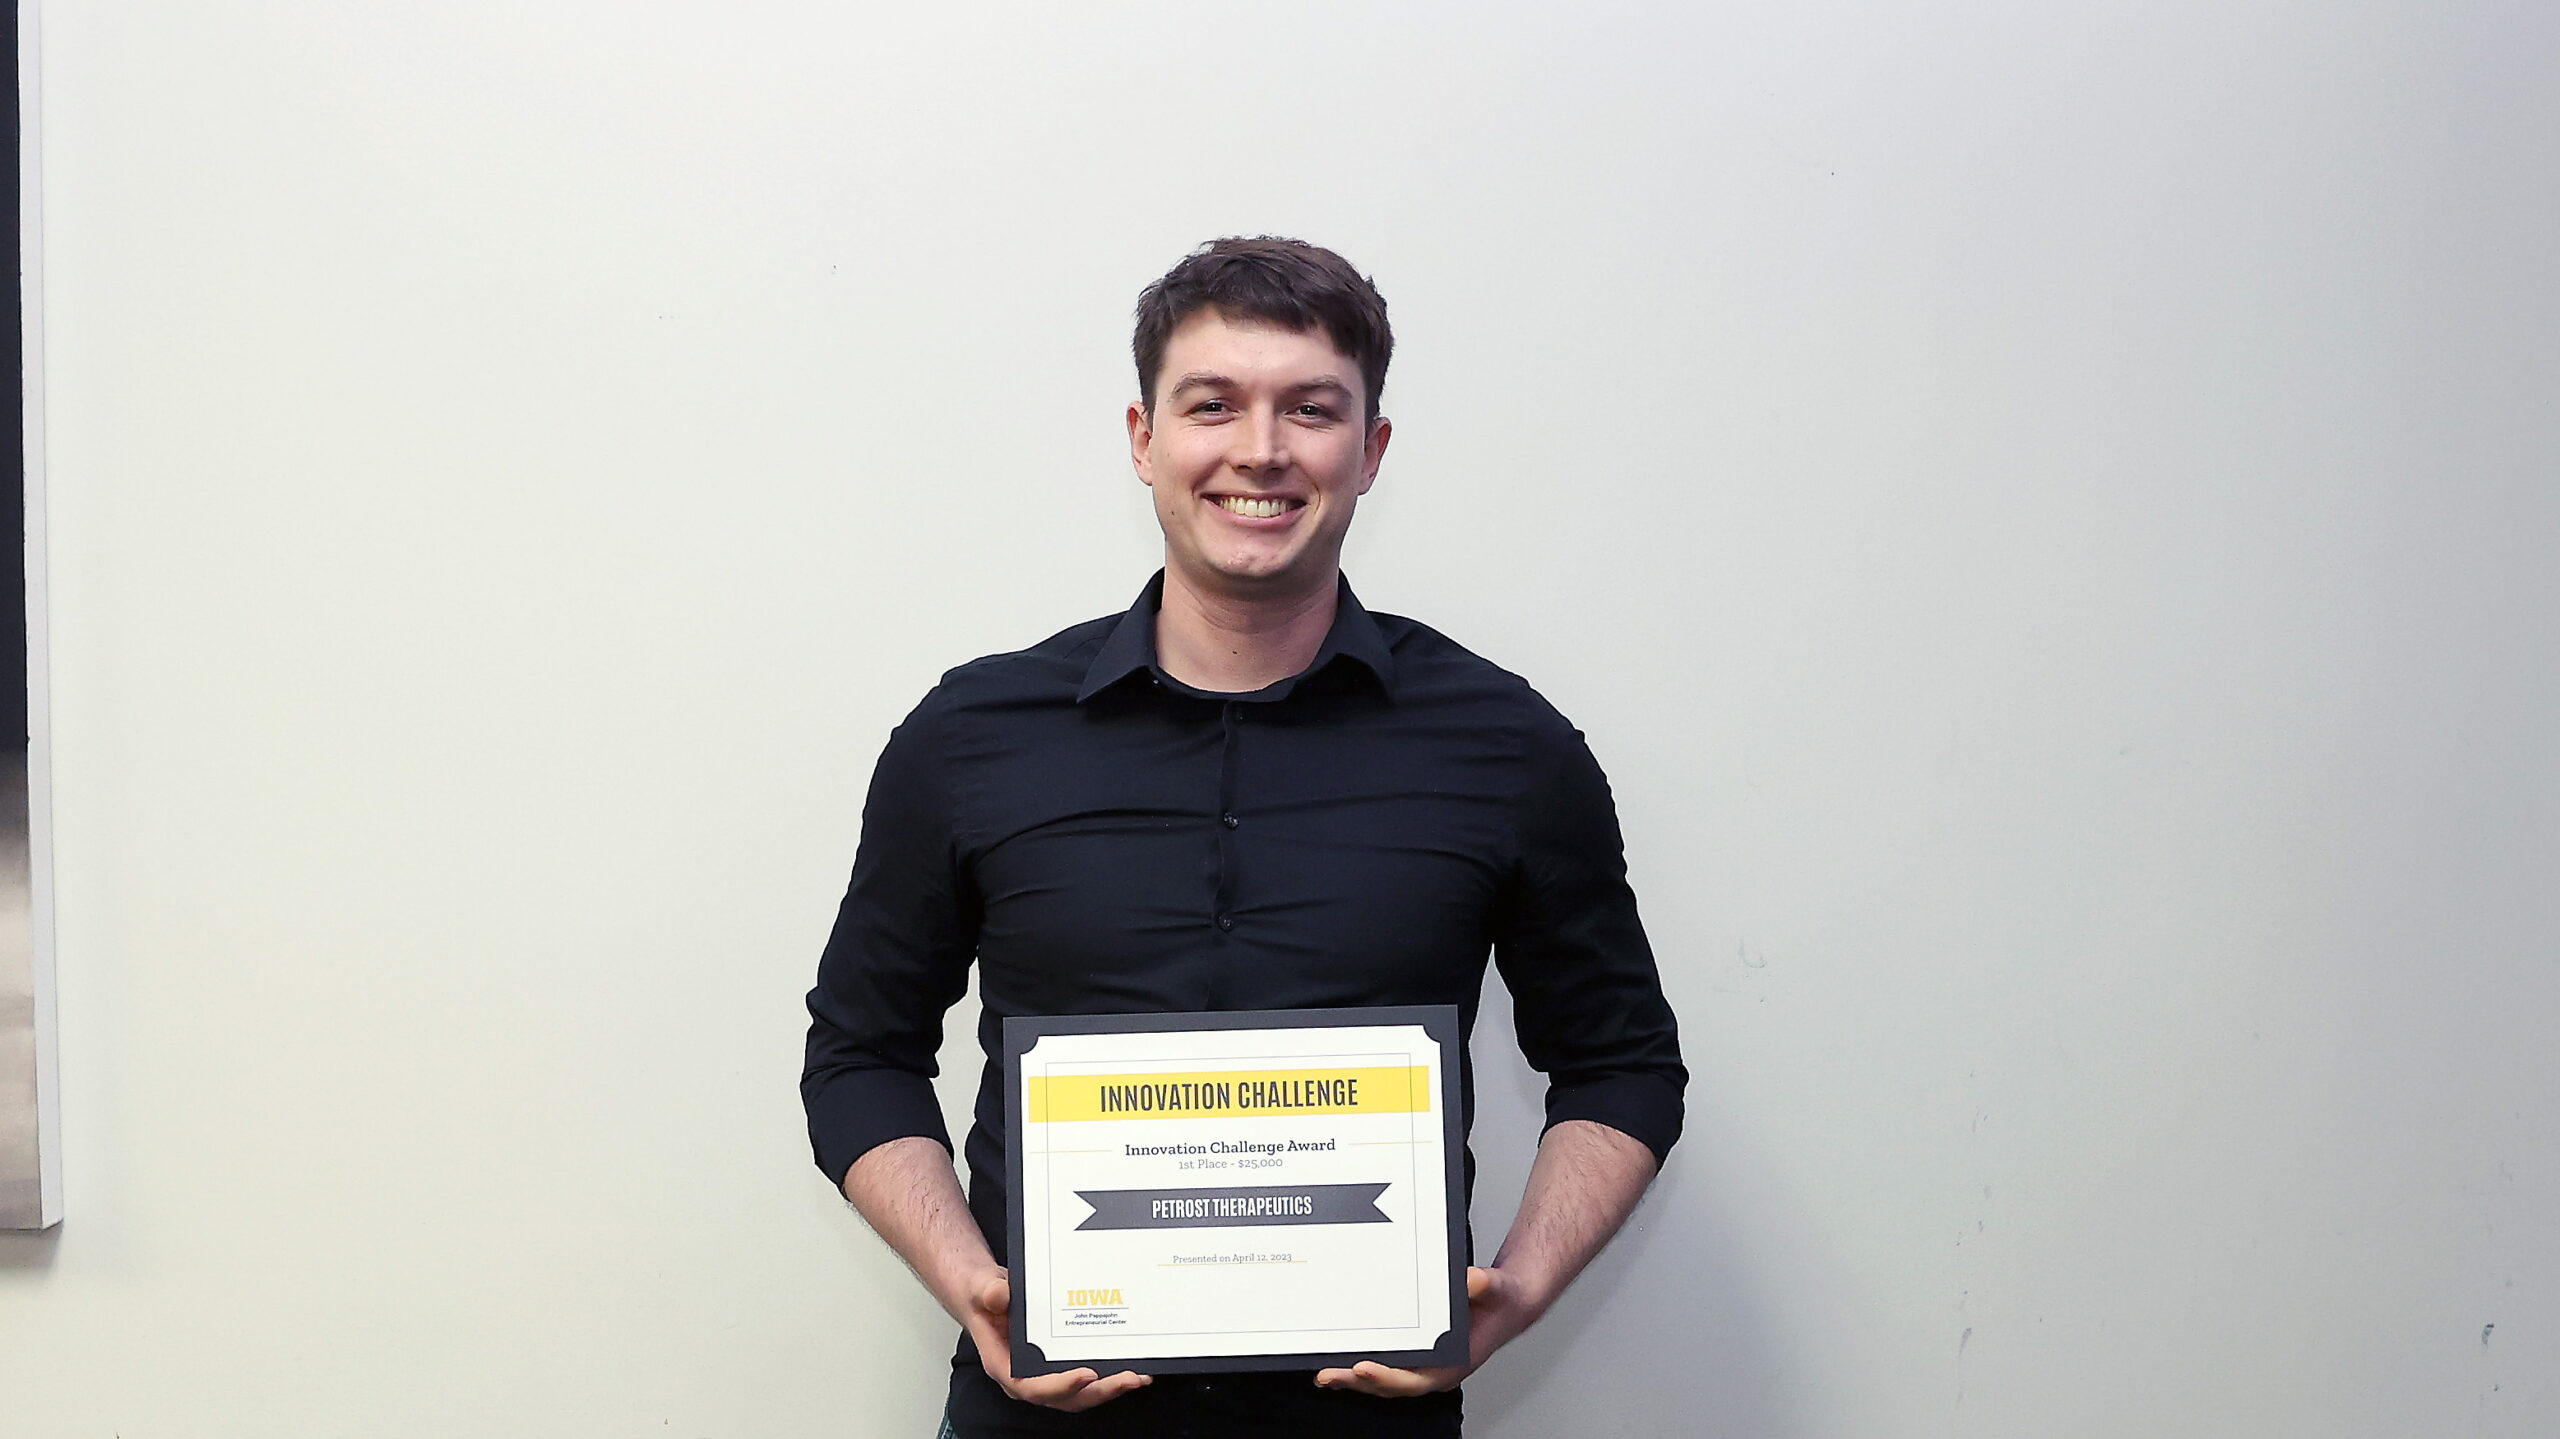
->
<box><xmin>1077</xmin><ymin>571</ymin><xmax>1396</xmax><ymax>703</ymax></box>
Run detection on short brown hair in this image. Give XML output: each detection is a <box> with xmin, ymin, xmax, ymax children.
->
<box><xmin>1133</xmin><ymin>237</ymin><xmax>1393</xmax><ymax>423</ymax></box>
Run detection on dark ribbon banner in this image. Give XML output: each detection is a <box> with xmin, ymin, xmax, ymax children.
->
<box><xmin>1073</xmin><ymin>1183</ymin><xmax>1392</xmax><ymax>1231</ymax></box>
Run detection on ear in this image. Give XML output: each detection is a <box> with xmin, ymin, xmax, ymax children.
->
<box><xmin>1127</xmin><ymin>400</ymin><xmax>1157</xmax><ymax>487</ymax></box>
<box><xmin>1357</xmin><ymin>415</ymin><xmax>1392</xmax><ymax>496</ymax></box>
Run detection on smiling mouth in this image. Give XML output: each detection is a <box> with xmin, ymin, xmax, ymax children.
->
<box><xmin>1214</xmin><ymin>496</ymin><xmax>1304</xmax><ymax>519</ymax></box>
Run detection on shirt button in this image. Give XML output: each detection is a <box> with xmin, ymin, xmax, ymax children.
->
<box><xmin>1221</xmin><ymin>813</ymin><xmax>1239</xmax><ymax>829</ymax></box>
<box><xmin>1216</xmin><ymin>914</ymin><xmax>1234</xmax><ymax>931</ymax></box>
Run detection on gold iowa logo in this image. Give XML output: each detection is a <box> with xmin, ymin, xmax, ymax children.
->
<box><xmin>1065</xmin><ymin>1287</ymin><xmax>1124</xmax><ymax>1308</ymax></box>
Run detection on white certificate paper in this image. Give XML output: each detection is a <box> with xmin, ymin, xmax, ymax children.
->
<box><xmin>1005</xmin><ymin>1007</ymin><xmax>1467</xmax><ymax>1376</ymax></box>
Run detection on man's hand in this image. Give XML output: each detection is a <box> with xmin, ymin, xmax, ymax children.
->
<box><xmin>1312</xmin><ymin>1120</ymin><xmax>1661</xmax><ymax>1399</ymax></box>
<box><xmin>842</xmin><ymin>1138</ymin><xmax>1150</xmax><ymax>1413</ymax></box>
<box><xmin>1313</xmin><ymin>1266</ymin><xmax>1532</xmax><ymax>1396</ymax></box>
<box><xmin>959</xmin><ymin>1269</ymin><xmax>1153</xmax><ymax>1412</ymax></box>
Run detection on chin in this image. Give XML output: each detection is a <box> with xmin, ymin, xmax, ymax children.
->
<box><xmin>1217</xmin><ymin>547</ymin><xmax>1308</xmax><ymax>579</ymax></box>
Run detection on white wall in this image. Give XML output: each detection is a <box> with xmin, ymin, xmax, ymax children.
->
<box><xmin>2</xmin><ymin>1</ymin><xmax>2553</xmax><ymax>1434</ymax></box>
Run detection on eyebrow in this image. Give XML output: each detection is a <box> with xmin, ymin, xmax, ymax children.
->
<box><xmin>1167</xmin><ymin>373</ymin><xmax>1356</xmax><ymax>400</ymax></box>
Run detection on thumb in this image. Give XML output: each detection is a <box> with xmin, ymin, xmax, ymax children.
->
<box><xmin>977</xmin><ymin>1271</ymin><xmax>1013</xmax><ymax>1317</ymax></box>
<box><xmin>1465</xmin><ymin>1267</ymin><xmax>1494</xmax><ymax>1302</ymax></box>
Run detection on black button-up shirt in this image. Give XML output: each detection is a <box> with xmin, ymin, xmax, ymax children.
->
<box><xmin>803</xmin><ymin>574</ymin><xmax>1685</xmax><ymax>1439</ymax></box>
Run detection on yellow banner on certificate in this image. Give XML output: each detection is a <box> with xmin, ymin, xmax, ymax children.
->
<box><xmin>1027</xmin><ymin>1066</ymin><xmax>1432</xmax><ymax>1122</ymax></box>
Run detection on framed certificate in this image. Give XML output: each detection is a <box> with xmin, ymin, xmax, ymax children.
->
<box><xmin>1004</xmin><ymin>1006</ymin><xmax>1467</xmax><ymax>1376</ymax></box>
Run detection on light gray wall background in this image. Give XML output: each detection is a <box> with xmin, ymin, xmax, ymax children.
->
<box><xmin>1</xmin><ymin>1</ymin><xmax>2553</xmax><ymax>1435</ymax></box>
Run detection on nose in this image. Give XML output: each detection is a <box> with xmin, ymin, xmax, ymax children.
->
<box><xmin>1231</xmin><ymin>407</ymin><xmax>1286</xmax><ymax>472</ymax></box>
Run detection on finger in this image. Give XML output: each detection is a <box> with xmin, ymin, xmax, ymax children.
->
<box><xmin>1465</xmin><ymin>1266</ymin><xmax>1494</xmax><ymax>1302</ymax></box>
<box><xmin>977</xmin><ymin>1272</ymin><xmax>1013</xmax><ymax>1317</ymax></box>
<box><xmin>1358</xmin><ymin>1360</ymin><xmax>1436</xmax><ymax>1396</ymax></box>
<box><xmin>1315</xmin><ymin>1360</ymin><xmax>1436</xmax><ymax>1398</ymax></box>
<box><xmin>1008</xmin><ymin>1368</ymin><xmax>1153</xmax><ymax>1412</ymax></box>
<box><xmin>1057</xmin><ymin>1370</ymin><xmax>1152</xmax><ymax>1411</ymax></box>
<box><xmin>1005</xmin><ymin>1368</ymin><xmax>1099</xmax><ymax>1406</ymax></box>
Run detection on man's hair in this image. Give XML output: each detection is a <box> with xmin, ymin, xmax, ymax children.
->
<box><xmin>1133</xmin><ymin>237</ymin><xmax>1393</xmax><ymax>424</ymax></box>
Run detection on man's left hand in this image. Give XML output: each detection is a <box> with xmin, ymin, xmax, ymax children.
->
<box><xmin>1316</xmin><ymin>1120</ymin><xmax>1662</xmax><ymax>1399</ymax></box>
<box><xmin>1312</xmin><ymin>1266</ymin><xmax>1537</xmax><ymax>1397</ymax></box>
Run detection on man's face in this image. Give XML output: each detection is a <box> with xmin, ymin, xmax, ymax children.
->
<box><xmin>1128</xmin><ymin>309</ymin><xmax>1391</xmax><ymax>604</ymax></box>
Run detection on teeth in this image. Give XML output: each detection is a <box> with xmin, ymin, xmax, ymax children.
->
<box><xmin>1216</xmin><ymin>496</ymin><xmax>1295</xmax><ymax>518</ymax></box>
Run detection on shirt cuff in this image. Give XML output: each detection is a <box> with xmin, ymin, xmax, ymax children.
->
<box><xmin>805</xmin><ymin>1066</ymin><xmax>954</xmax><ymax>1189</ymax></box>
<box><xmin>1541</xmin><ymin>1071</ymin><xmax>1685</xmax><ymax>1169</ymax></box>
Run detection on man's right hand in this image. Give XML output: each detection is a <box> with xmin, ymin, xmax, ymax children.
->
<box><xmin>841</xmin><ymin>1140</ymin><xmax>1150</xmax><ymax>1413</ymax></box>
<box><xmin>961</xmin><ymin>1269</ymin><xmax>1153</xmax><ymax>1412</ymax></box>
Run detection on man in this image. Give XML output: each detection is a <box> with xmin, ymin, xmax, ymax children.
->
<box><xmin>804</xmin><ymin>237</ymin><xmax>1685</xmax><ymax>1438</ymax></box>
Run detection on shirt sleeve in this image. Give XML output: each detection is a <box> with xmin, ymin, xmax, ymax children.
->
<box><xmin>1490</xmin><ymin>711</ymin><xmax>1688</xmax><ymax>1168</ymax></box>
<box><xmin>801</xmin><ymin>694</ymin><xmax>980</xmax><ymax>1189</ymax></box>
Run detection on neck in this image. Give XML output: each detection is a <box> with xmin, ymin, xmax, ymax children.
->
<box><xmin>1153</xmin><ymin>567</ymin><xmax>1340</xmax><ymax>694</ymax></box>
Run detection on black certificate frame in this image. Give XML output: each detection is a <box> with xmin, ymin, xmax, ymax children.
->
<box><xmin>1003</xmin><ymin>1005</ymin><xmax>1468</xmax><ymax>1377</ymax></box>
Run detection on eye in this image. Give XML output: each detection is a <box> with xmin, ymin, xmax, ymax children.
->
<box><xmin>1192</xmin><ymin>399</ymin><xmax>1231</xmax><ymax>415</ymax></box>
<box><xmin>1292</xmin><ymin>402</ymin><xmax>1338</xmax><ymax>420</ymax></box>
